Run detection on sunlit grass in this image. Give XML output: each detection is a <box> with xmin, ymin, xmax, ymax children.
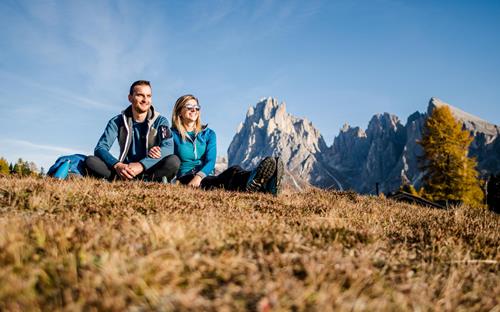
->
<box><xmin>0</xmin><ymin>177</ymin><xmax>498</xmax><ymax>311</ymax></box>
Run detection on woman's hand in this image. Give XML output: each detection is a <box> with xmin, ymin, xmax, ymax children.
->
<box><xmin>188</xmin><ymin>175</ymin><xmax>203</xmax><ymax>187</ymax></box>
<box><xmin>148</xmin><ymin>146</ymin><xmax>161</xmax><ymax>159</ymax></box>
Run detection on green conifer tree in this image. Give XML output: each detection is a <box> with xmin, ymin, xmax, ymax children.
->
<box><xmin>12</xmin><ymin>158</ymin><xmax>33</xmax><ymax>177</ymax></box>
<box><xmin>12</xmin><ymin>160</ymin><xmax>21</xmax><ymax>175</ymax></box>
<box><xmin>418</xmin><ymin>105</ymin><xmax>484</xmax><ymax>207</ymax></box>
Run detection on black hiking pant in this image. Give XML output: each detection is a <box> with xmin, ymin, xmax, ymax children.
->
<box><xmin>85</xmin><ymin>155</ymin><xmax>180</xmax><ymax>182</ymax></box>
<box><xmin>178</xmin><ymin>165</ymin><xmax>251</xmax><ymax>191</ymax></box>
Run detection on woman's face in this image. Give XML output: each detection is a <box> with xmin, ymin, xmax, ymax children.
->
<box><xmin>180</xmin><ymin>98</ymin><xmax>200</xmax><ymax>124</ymax></box>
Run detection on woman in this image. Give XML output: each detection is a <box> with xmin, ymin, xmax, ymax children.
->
<box><xmin>149</xmin><ymin>94</ymin><xmax>283</xmax><ymax>195</ymax></box>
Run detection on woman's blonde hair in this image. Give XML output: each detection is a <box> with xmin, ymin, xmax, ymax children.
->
<box><xmin>171</xmin><ymin>94</ymin><xmax>202</xmax><ymax>141</ymax></box>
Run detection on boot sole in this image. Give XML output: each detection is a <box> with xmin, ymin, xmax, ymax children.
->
<box><xmin>246</xmin><ymin>157</ymin><xmax>276</xmax><ymax>192</ymax></box>
<box><xmin>274</xmin><ymin>157</ymin><xmax>284</xmax><ymax>195</ymax></box>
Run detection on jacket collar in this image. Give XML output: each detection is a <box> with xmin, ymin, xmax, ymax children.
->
<box><xmin>172</xmin><ymin>124</ymin><xmax>208</xmax><ymax>133</ymax></box>
<box><xmin>122</xmin><ymin>105</ymin><xmax>156</xmax><ymax>121</ymax></box>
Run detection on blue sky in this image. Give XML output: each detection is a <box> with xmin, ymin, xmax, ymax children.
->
<box><xmin>1</xmin><ymin>0</ymin><xmax>499</xmax><ymax>171</ymax></box>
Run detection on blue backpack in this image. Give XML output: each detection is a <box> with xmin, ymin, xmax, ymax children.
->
<box><xmin>47</xmin><ymin>154</ymin><xmax>87</xmax><ymax>179</ymax></box>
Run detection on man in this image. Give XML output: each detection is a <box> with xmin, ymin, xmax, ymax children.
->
<box><xmin>86</xmin><ymin>80</ymin><xmax>180</xmax><ymax>181</ymax></box>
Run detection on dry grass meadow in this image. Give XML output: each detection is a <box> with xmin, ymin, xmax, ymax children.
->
<box><xmin>0</xmin><ymin>176</ymin><xmax>498</xmax><ymax>311</ymax></box>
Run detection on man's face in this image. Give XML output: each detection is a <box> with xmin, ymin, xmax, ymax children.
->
<box><xmin>128</xmin><ymin>85</ymin><xmax>152</xmax><ymax>114</ymax></box>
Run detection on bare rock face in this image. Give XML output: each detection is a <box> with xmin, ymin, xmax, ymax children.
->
<box><xmin>428</xmin><ymin>97</ymin><xmax>499</xmax><ymax>138</ymax></box>
<box><xmin>428</xmin><ymin>97</ymin><xmax>500</xmax><ymax>175</ymax></box>
<box><xmin>396</xmin><ymin>111</ymin><xmax>426</xmax><ymax>187</ymax></box>
<box><xmin>361</xmin><ymin>113</ymin><xmax>406</xmax><ymax>193</ymax></box>
<box><xmin>228</xmin><ymin>97</ymin><xmax>500</xmax><ymax>193</ymax></box>
<box><xmin>227</xmin><ymin>97</ymin><xmax>340</xmax><ymax>190</ymax></box>
<box><xmin>323</xmin><ymin>124</ymin><xmax>369</xmax><ymax>190</ymax></box>
<box><xmin>323</xmin><ymin>113</ymin><xmax>407</xmax><ymax>193</ymax></box>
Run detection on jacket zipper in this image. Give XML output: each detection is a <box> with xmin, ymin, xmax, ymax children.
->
<box><xmin>186</xmin><ymin>133</ymin><xmax>198</xmax><ymax>159</ymax></box>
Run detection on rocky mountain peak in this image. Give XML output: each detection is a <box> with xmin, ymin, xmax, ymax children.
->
<box><xmin>407</xmin><ymin>111</ymin><xmax>424</xmax><ymax>124</ymax></box>
<box><xmin>428</xmin><ymin>97</ymin><xmax>499</xmax><ymax>137</ymax></box>
<box><xmin>228</xmin><ymin>97</ymin><xmax>337</xmax><ymax>190</ymax></box>
<box><xmin>341</xmin><ymin>123</ymin><xmax>350</xmax><ymax>132</ymax></box>
<box><xmin>247</xmin><ymin>97</ymin><xmax>282</xmax><ymax>120</ymax></box>
<box><xmin>228</xmin><ymin>96</ymin><xmax>500</xmax><ymax>193</ymax></box>
<box><xmin>367</xmin><ymin>113</ymin><xmax>401</xmax><ymax>135</ymax></box>
<box><xmin>366</xmin><ymin>113</ymin><xmax>403</xmax><ymax>140</ymax></box>
<box><xmin>338</xmin><ymin>123</ymin><xmax>366</xmax><ymax>138</ymax></box>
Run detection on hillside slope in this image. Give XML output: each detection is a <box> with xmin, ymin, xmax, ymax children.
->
<box><xmin>0</xmin><ymin>177</ymin><xmax>498</xmax><ymax>311</ymax></box>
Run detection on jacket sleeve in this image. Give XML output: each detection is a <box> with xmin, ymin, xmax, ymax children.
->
<box><xmin>94</xmin><ymin>118</ymin><xmax>120</xmax><ymax>168</ymax></box>
<box><xmin>140</xmin><ymin>117</ymin><xmax>174</xmax><ymax>170</ymax></box>
<box><xmin>197</xmin><ymin>130</ymin><xmax>217</xmax><ymax>178</ymax></box>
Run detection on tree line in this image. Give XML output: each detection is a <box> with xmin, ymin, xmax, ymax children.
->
<box><xmin>0</xmin><ymin>157</ymin><xmax>42</xmax><ymax>177</ymax></box>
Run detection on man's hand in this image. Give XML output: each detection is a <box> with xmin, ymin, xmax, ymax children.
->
<box><xmin>128</xmin><ymin>162</ymin><xmax>144</xmax><ymax>176</ymax></box>
<box><xmin>113</xmin><ymin>162</ymin><xmax>135</xmax><ymax>180</ymax></box>
<box><xmin>148</xmin><ymin>146</ymin><xmax>161</xmax><ymax>159</ymax></box>
<box><xmin>188</xmin><ymin>175</ymin><xmax>203</xmax><ymax>187</ymax></box>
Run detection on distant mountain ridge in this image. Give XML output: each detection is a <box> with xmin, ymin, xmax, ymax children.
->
<box><xmin>227</xmin><ymin>97</ymin><xmax>500</xmax><ymax>193</ymax></box>
<box><xmin>227</xmin><ymin>98</ymin><xmax>337</xmax><ymax>190</ymax></box>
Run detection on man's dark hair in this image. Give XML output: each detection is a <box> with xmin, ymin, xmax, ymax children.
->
<box><xmin>129</xmin><ymin>80</ymin><xmax>151</xmax><ymax>95</ymax></box>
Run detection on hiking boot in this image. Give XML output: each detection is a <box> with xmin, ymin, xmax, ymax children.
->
<box><xmin>245</xmin><ymin>157</ymin><xmax>276</xmax><ymax>192</ymax></box>
<box><xmin>265</xmin><ymin>156</ymin><xmax>284</xmax><ymax>196</ymax></box>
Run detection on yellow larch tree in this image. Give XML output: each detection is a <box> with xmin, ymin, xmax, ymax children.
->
<box><xmin>418</xmin><ymin>105</ymin><xmax>484</xmax><ymax>207</ymax></box>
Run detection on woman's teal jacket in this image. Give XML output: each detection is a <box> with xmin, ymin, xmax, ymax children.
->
<box><xmin>172</xmin><ymin>126</ymin><xmax>217</xmax><ymax>178</ymax></box>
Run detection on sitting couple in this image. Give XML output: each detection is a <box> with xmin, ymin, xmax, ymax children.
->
<box><xmin>85</xmin><ymin>80</ymin><xmax>284</xmax><ymax>195</ymax></box>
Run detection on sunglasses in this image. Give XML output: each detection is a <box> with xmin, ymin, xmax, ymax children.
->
<box><xmin>184</xmin><ymin>104</ymin><xmax>201</xmax><ymax>111</ymax></box>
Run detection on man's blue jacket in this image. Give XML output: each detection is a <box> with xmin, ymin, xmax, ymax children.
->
<box><xmin>94</xmin><ymin>105</ymin><xmax>173</xmax><ymax>170</ymax></box>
